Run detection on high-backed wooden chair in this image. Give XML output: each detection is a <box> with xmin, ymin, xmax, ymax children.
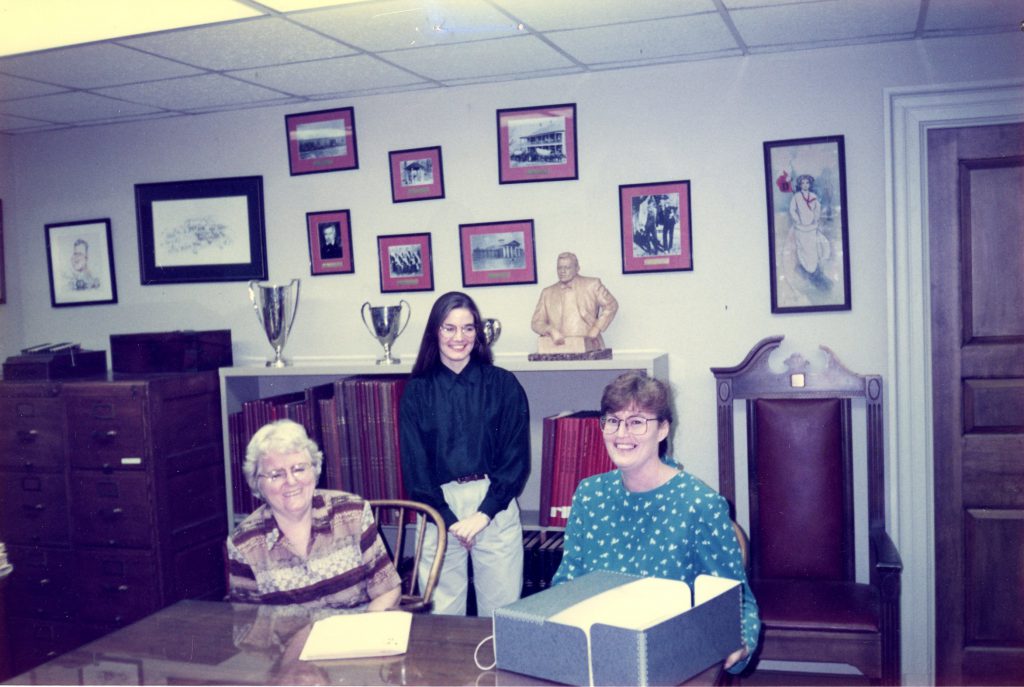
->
<box><xmin>711</xmin><ymin>336</ymin><xmax>902</xmax><ymax>685</ymax></box>
<box><xmin>369</xmin><ymin>499</ymin><xmax>447</xmax><ymax>613</ymax></box>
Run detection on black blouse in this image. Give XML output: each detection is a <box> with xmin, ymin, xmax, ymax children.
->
<box><xmin>399</xmin><ymin>359</ymin><xmax>530</xmax><ymax>527</ymax></box>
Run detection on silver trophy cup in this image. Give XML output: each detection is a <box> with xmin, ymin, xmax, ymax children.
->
<box><xmin>483</xmin><ymin>318</ymin><xmax>502</xmax><ymax>347</ymax></box>
<box><xmin>248</xmin><ymin>279</ymin><xmax>300</xmax><ymax>368</ymax></box>
<box><xmin>361</xmin><ymin>300</ymin><xmax>411</xmax><ymax>365</ymax></box>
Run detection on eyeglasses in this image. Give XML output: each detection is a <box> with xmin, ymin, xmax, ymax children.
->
<box><xmin>600</xmin><ymin>415</ymin><xmax>661</xmax><ymax>435</ymax></box>
<box><xmin>440</xmin><ymin>324</ymin><xmax>476</xmax><ymax>337</ymax></box>
<box><xmin>257</xmin><ymin>462</ymin><xmax>313</xmax><ymax>486</ymax></box>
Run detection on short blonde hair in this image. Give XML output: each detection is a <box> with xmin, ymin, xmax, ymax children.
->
<box><xmin>242</xmin><ymin>419</ymin><xmax>323</xmax><ymax>500</ymax></box>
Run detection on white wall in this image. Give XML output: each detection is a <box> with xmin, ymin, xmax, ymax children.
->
<box><xmin>2</xmin><ymin>32</ymin><xmax>1022</xmax><ymax>682</ymax></box>
<box><xmin>0</xmin><ymin>132</ymin><xmax>17</xmax><ymax>361</ymax></box>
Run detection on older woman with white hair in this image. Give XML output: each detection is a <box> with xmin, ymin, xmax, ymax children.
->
<box><xmin>226</xmin><ymin>418</ymin><xmax>401</xmax><ymax>610</ymax></box>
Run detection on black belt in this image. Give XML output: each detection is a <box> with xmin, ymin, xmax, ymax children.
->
<box><xmin>454</xmin><ymin>473</ymin><xmax>487</xmax><ymax>483</ymax></box>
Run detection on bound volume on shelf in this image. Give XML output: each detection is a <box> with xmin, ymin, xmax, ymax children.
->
<box><xmin>539</xmin><ymin>411</ymin><xmax>611</xmax><ymax>527</ymax></box>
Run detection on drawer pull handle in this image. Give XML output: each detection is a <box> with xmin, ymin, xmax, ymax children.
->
<box><xmin>38</xmin><ymin>578</ymin><xmax>50</xmax><ymax>587</ymax></box>
<box><xmin>92</xmin><ymin>429</ymin><xmax>118</xmax><ymax>443</ymax></box>
<box><xmin>102</xmin><ymin>583</ymin><xmax>130</xmax><ymax>593</ymax></box>
<box><xmin>100</xmin><ymin>507</ymin><xmax>125</xmax><ymax>519</ymax></box>
<box><xmin>21</xmin><ymin>503</ymin><xmax>45</xmax><ymax>512</ymax></box>
<box><xmin>17</xmin><ymin>429</ymin><xmax>39</xmax><ymax>443</ymax></box>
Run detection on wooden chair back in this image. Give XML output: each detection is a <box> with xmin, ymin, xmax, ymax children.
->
<box><xmin>369</xmin><ymin>499</ymin><xmax>447</xmax><ymax>613</ymax></box>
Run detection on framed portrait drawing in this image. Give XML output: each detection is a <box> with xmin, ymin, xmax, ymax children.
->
<box><xmin>497</xmin><ymin>103</ymin><xmax>577</xmax><ymax>184</ymax></box>
<box><xmin>459</xmin><ymin>220</ymin><xmax>537</xmax><ymax>287</ymax></box>
<box><xmin>0</xmin><ymin>198</ymin><xmax>5</xmax><ymax>304</ymax></box>
<box><xmin>45</xmin><ymin>218</ymin><xmax>118</xmax><ymax>307</ymax></box>
<box><xmin>134</xmin><ymin>175</ymin><xmax>268</xmax><ymax>285</ymax></box>
<box><xmin>307</xmin><ymin>209</ymin><xmax>353</xmax><ymax>276</ymax></box>
<box><xmin>285</xmin><ymin>107</ymin><xmax>358</xmax><ymax>176</ymax></box>
<box><xmin>618</xmin><ymin>180</ymin><xmax>693</xmax><ymax>274</ymax></box>
<box><xmin>763</xmin><ymin>135</ymin><xmax>851</xmax><ymax>313</ymax></box>
<box><xmin>376</xmin><ymin>232</ymin><xmax>434</xmax><ymax>293</ymax></box>
<box><xmin>389</xmin><ymin>146</ymin><xmax>445</xmax><ymax>203</ymax></box>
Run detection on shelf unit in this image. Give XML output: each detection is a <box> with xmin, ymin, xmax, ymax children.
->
<box><xmin>218</xmin><ymin>351</ymin><xmax>668</xmax><ymax>529</ymax></box>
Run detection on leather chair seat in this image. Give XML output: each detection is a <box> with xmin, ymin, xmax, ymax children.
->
<box><xmin>753</xmin><ymin>578</ymin><xmax>881</xmax><ymax>632</ymax></box>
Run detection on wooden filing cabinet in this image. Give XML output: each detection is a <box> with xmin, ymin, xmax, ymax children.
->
<box><xmin>0</xmin><ymin>372</ymin><xmax>227</xmax><ymax>676</ymax></box>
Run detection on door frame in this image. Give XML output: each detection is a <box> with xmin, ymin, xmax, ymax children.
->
<box><xmin>884</xmin><ymin>79</ymin><xmax>1024</xmax><ymax>685</ymax></box>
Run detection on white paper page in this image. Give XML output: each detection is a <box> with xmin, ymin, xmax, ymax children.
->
<box><xmin>299</xmin><ymin>610</ymin><xmax>413</xmax><ymax>661</ymax></box>
<box><xmin>548</xmin><ymin>577</ymin><xmax>693</xmax><ymax>631</ymax></box>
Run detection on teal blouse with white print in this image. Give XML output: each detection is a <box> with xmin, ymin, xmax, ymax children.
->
<box><xmin>550</xmin><ymin>467</ymin><xmax>760</xmax><ymax>674</ymax></box>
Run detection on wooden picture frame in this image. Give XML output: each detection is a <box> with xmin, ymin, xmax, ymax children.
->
<box><xmin>377</xmin><ymin>232</ymin><xmax>434</xmax><ymax>293</ymax></box>
<box><xmin>45</xmin><ymin>218</ymin><xmax>118</xmax><ymax>307</ymax></box>
<box><xmin>285</xmin><ymin>106</ymin><xmax>358</xmax><ymax>176</ymax></box>
<box><xmin>134</xmin><ymin>175</ymin><xmax>268</xmax><ymax>285</ymax></box>
<box><xmin>307</xmin><ymin>209</ymin><xmax>354</xmax><ymax>276</ymax></box>
<box><xmin>618</xmin><ymin>180</ymin><xmax>693</xmax><ymax>274</ymax></box>
<box><xmin>389</xmin><ymin>146</ymin><xmax>445</xmax><ymax>203</ymax></box>
<box><xmin>497</xmin><ymin>103</ymin><xmax>578</xmax><ymax>184</ymax></box>
<box><xmin>459</xmin><ymin>220</ymin><xmax>537</xmax><ymax>287</ymax></box>
<box><xmin>763</xmin><ymin>135</ymin><xmax>851</xmax><ymax>313</ymax></box>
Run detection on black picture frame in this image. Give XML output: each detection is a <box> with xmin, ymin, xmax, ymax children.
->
<box><xmin>285</xmin><ymin>106</ymin><xmax>358</xmax><ymax>176</ymax></box>
<box><xmin>497</xmin><ymin>103</ymin><xmax>578</xmax><ymax>185</ymax></box>
<box><xmin>763</xmin><ymin>135</ymin><xmax>851</xmax><ymax>313</ymax></box>
<box><xmin>45</xmin><ymin>218</ymin><xmax>118</xmax><ymax>307</ymax></box>
<box><xmin>134</xmin><ymin>176</ymin><xmax>268</xmax><ymax>285</ymax></box>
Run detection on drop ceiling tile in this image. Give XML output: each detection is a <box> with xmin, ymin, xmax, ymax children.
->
<box><xmin>547</xmin><ymin>13</ymin><xmax>738</xmax><ymax>65</ymax></box>
<box><xmin>0</xmin><ymin>111</ymin><xmax>54</xmax><ymax>132</ymax></box>
<box><xmin>0</xmin><ymin>91</ymin><xmax>162</xmax><ymax>123</ymax></box>
<box><xmin>293</xmin><ymin>0</ymin><xmax>525</xmax><ymax>51</ymax></box>
<box><xmin>492</xmin><ymin>0</ymin><xmax>715</xmax><ymax>31</ymax></box>
<box><xmin>0</xmin><ymin>43</ymin><xmax>203</xmax><ymax>89</ymax></box>
<box><xmin>0</xmin><ymin>73</ymin><xmax>68</xmax><ymax>100</ymax></box>
<box><xmin>120</xmin><ymin>16</ymin><xmax>358</xmax><ymax>70</ymax></box>
<box><xmin>229</xmin><ymin>54</ymin><xmax>428</xmax><ymax>96</ymax></box>
<box><xmin>95</xmin><ymin>74</ymin><xmax>291</xmax><ymax>111</ymax></box>
<box><xmin>732</xmin><ymin>0</ymin><xmax>920</xmax><ymax>47</ymax></box>
<box><xmin>924</xmin><ymin>0</ymin><xmax>1024</xmax><ymax>32</ymax></box>
<box><xmin>384</xmin><ymin>35</ymin><xmax>575</xmax><ymax>81</ymax></box>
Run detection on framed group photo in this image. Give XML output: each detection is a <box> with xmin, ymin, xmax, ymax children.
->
<box><xmin>45</xmin><ymin>218</ymin><xmax>118</xmax><ymax>307</ymax></box>
<box><xmin>618</xmin><ymin>180</ymin><xmax>693</xmax><ymax>274</ymax></box>
<box><xmin>376</xmin><ymin>232</ymin><xmax>434</xmax><ymax>293</ymax></box>
<box><xmin>285</xmin><ymin>106</ymin><xmax>358</xmax><ymax>176</ymax></box>
<box><xmin>134</xmin><ymin>175</ymin><xmax>268</xmax><ymax>285</ymax></box>
<box><xmin>389</xmin><ymin>146</ymin><xmax>445</xmax><ymax>203</ymax></box>
<box><xmin>497</xmin><ymin>103</ymin><xmax>577</xmax><ymax>185</ymax></box>
<box><xmin>307</xmin><ymin>209</ymin><xmax>354</xmax><ymax>276</ymax></box>
<box><xmin>763</xmin><ymin>135</ymin><xmax>851</xmax><ymax>313</ymax></box>
<box><xmin>459</xmin><ymin>220</ymin><xmax>537</xmax><ymax>287</ymax></box>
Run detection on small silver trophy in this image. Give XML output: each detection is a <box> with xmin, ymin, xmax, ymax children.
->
<box><xmin>248</xmin><ymin>279</ymin><xmax>300</xmax><ymax>368</ymax></box>
<box><xmin>361</xmin><ymin>300</ymin><xmax>411</xmax><ymax>365</ymax></box>
<box><xmin>483</xmin><ymin>318</ymin><xmax>502</xmax><ymax>347</ymax></box>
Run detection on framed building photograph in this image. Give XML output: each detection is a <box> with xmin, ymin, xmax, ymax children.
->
<box><xmin>618</xmin><ymin>180</ymin><xmax>693</xmax><ymax>274</ymax></box>
<box><xmin>497</xmin><ymin>103</ymin><xmax>577</xmax><ymax>184</ymax></box>
<box><xmin>459</xmin><ymin>220</ymin><xmax>537</xmax><ymax>287</ymax></box>
<box><xmin>377</xmin><ymin>232</ymin><xmax>434</xmax><ymax>293</ymax></box>
<box><xmin>0</xmin><ymin>199</ymin><xmax>5</xmax><ymax>304</ymax></box>
<box><xmin>285</xmin><ymin>106</ymin><xmax>358</xmax><ymax>176</ymax></box>
<box><xmin>45</xmin><ymin>218</ymin><xmax>118</xmax><ymax>307</ymax></box>
<box><xmin>763</xmin><ymin>135</ymin><xmax>851</xmax><ymax>313</ymax></box>
<box><xmin>307</xmin><ymin>209</ymin><xmax>354</xmax><ymax>276</ymax></box>
<box><xmin>389</xmin><ymin>146</ymin><xmax>445</xmax><ymax>203</ymax></box>
<box><xmin>134</xmin><ymin>175</ymin><xmax>268</xmax><ymax>285</ymax></box>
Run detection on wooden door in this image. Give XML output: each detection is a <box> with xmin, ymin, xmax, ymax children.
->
<box><xmin>929</xmin><ymin>123</ymin><xmax>1024</xmax><ymax>685</ymax></box>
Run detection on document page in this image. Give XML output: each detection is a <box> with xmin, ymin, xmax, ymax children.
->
<box><xmin>299</xmin><ymin>610</ymin><xmax>413</xmax><ymax>660</ymax></box>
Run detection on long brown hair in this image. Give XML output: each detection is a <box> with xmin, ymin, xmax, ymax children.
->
<box><xmin>411</xmin><ymin>291</ymin><xmax>493</xmax><ymax>376</ymax></box>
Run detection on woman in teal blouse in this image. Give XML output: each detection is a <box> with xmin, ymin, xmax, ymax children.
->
<box><xmin>551</xmin><ymin>370</ymin><xmax>760</xmax><ymax>674</ymax></box>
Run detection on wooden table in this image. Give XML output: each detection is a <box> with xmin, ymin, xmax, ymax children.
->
<box><xmin>3</xmin><ymin>599</ymin><xmax>722</xmax><ymax>685</ymax></box>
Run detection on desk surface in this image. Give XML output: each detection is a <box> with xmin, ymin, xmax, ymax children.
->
<box><xmin>4</xmin><ymin>599</ymin><xmax>721</xmax><ymax>686</ymax></box>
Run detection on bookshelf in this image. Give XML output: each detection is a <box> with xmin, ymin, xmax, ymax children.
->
<box><xmin>218</xmin><ymin>351</ymin><xmax>669</xmax><ymax>529</ymax></box>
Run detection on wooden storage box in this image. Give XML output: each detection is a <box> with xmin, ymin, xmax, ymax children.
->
<box><xmin>110</xmin><ymin>330</ymin><xmax>232</xmax><ymax>374</ymax></box>
<box><xmin>2</xmin><ymin>350</ymin><xmax>106</xmax><ymax>380</ymax></box>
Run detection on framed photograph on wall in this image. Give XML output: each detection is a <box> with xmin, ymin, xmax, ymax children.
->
<box><xmin>763</xmin><ymin>135</ymin><xmax>851</xmax><ymax>313</ymax></box>
<box><xmin>376</xmin><ymin>232</ymin><xmax>434</xmax><ymax>293</ymax></box>
<box><xmin>459</xmin><ymin>220</ymin><xmax>537</xmax><ymax>287</ymax></box>
<box><xmin>285</xmin><ymin>106</ymin><xmax>358</xmax><ymax>176</ymax></box>
<box><xmin>618</xmin><ymin>180</ymin><xmax>693</xmax><ymax>274</ymax></box>
<box><xmin>45</xmin><ymin>218</ymin><xmax>118</xmax><ymax>307</ymax></box>
<box><xmin>135</xmin><ymin>175</ymin><xmax>268</xmax><ymax>285</ymax></box>
<box><xmin>497</xmin><ymin>103</ymin><xmax>577</xmax><ymax>184</ymax></box>
<box><xmin>389</xmin><ymin>146</ymin><xmax>445</xmax><ymax>203</ymax></box>
<box><xmin>307</xmin><ymin>209</ymin><xmax>353</xmax><ymax>276</ymax></box>
<box><xmin>0</xmin><ymin>199</ymin><xmax>5</xmax><ymax>305</ymax></box>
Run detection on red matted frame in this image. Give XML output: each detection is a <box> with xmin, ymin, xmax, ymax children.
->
<box><xmin>377</xmin><ymin>232</ymin><xmax>434</xmax><ymax>293</ymax></box>
<box><xmin>285</xmin><ymin>107</ymin><xmax>358</xmax><ymax>176</ymax></box>
<box><xmin>459</xmin><ymin>220</ymin><xmax>537</xmax><ymax>287</ymax></box>
<box><xmin>389</xmin><ymin>146</ymin><xmax>445</xmax><ymax>203</ymax></box>
<box><xmin>307</xmin><ymin>209</ymin><xmax>353</xmax><ymax>276</ymax></box>
<box><xmin>497</xmin><ymin>103</ymin><xmax>577</xmax><ymax>185</ymax></box>
<box><xmin>618</xmin><ymin>180</ymin><xmax>693</xmax><ymax>274</ymax></box>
